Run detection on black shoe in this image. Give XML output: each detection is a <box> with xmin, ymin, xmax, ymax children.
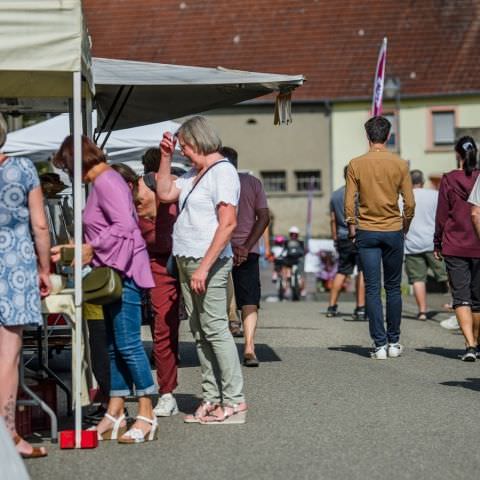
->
<box><xmin>352</xmin><ymin>306</ymin><xmax>367</xmax><ymax>321</ymax></box>
<box><xmin>84</xmin><ymin>405</ymin><xmax>107</xmax><ymax>424</ymax></box>
<box><xmin>326</xmin><ymin>305</ymin><xmax>338</xmax><ymax>317</ymax></box>
<box><xmin>477</xmin><ymin>346</ymin><xmax>480</xmax><ymax>360</ymax></box>
<box><xmin>461</xmin><ymin>347</ymin><xmax>477</xmax><ymax>362</ymax></box>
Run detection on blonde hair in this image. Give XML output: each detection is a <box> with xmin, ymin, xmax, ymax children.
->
<box><xmin>0</xmin><ymin>114</ymin><xmax>7</xmax><ymax>149</ymax></box>
<box><xmin>177</xmin><ymin>116</ymin><xmax>222</xmax><ymax>155</ymax></box>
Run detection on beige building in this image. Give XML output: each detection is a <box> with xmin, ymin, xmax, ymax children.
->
<box><xmin>83</xmin><ymin>0</ymin><xmax>480</xmax><ymax>238</ymax></box>
<box><xmin>206</xmin><ymin>104</ymin><xmax>331</xmax><ymax>237</ymax></box>
<box><xmin>332</xmin><ymin>96</ymin><xmax>480</xmax><ymax>189</ymax></box>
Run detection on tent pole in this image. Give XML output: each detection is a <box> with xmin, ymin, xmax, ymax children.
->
<box><xmin>73</xmin><ymin>70</ymin><xmax>83</xmax><ymax>449</ymax></box>
<box><xmin>94</xmin><ymin>86</ymin><xmax>125</xmax><ymax>142</ymax></box>
<box><xmin>100</xmin><ymin>86</ymin><xmax>134</xmax><ymax>150</ymax></box>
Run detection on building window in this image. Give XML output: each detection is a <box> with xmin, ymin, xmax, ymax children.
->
<box><xmin>432</xmin><ymin>110</ymin><xmax>455</xmax><ymax>146</ymax></box>
<box><xmin>384</xmin><ymin>112</ymin><xmax>398</xmax><ymax>149</ymax></box>
<box><xmin>295</xmin><ymin>170</ymin><xmax>322</xmax><ymax>192</ymax></box>
<box><xmin>261</xmin><ymin>171</ymin><xmax>287</xmax><ymax>192</ymax></box>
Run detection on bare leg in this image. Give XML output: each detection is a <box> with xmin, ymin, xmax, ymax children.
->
<box><xmin>472</xmin><ymin>312</ymin><xmax>480</xmax><ymax>347</ymax></box>
<box><xmin>95</xmin><ymin>396</ymin><xmax>126</xmax><ymax>435</ymax></box>
<box><xmin>242</xmin><ymin>305</ymin><xmax>258</xmax><ymax>357</ymax></box>
<box><xmin>455</xmin><ymin>306</ymin><xmax>476</xmax><ymax>347</ymax></box>
<box><xmin>412</xmin><ymin>281</ymin><xmax>427</xmax><ymax>313</ymax></box>
<box><xmin>0</xmin><ymin>326</ymin><xmax>46</xmax><ymax>456</ymax></box>
<box><xmin>329</xmin><ymin>273</ymin><xmax>347</xmax><ymax>306</ymax></box>
<box><xmin>356</xmin><ymin>272</ymin><xmax>366</xmax><ymax>308</ymax></box>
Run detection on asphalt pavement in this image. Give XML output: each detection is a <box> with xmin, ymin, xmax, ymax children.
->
<box><xmin>25</xmin><ymin>290</ymin><xmax>479</xmax><ymax>480</ymax></box>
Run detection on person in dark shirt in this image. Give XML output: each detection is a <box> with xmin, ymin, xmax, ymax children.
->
<box><xmin>434</xmin><ymin>136</ymin><xmax>480</xmax><ymax>362</ymax></box>
<box><xmin>326</xmin><ymin>166</ymin><xmax>365</xmax><ymax>320</ymax></box>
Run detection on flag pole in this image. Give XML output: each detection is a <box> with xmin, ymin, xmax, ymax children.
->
<box><xmin>371</xmin><ymin>37</ymin><xmax>388</xmax><ymax>116</ymax></box>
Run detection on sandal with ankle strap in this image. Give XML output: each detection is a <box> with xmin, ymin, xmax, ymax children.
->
<box><xmin>87</xmin><ymin>413</ymin><xmax>127</xmax><ymax>441</ymax></box>
<box><xmin>200</xmin><ymin>403</ymin><xmax>248</xmax><ymax>425</ymax></box>
<box><xmin>14</xmin><ymin>435</ymin><xmax>47</xmax><ymax>458</ymax></box>
<box><xmin>184</xmin><ymin>401</ymin><xmax>218</xmax><ymax>424</ymax></box>
<box><xmin>118</xmin><ymin>415</ymin><xmax>158</xmax><ymax>444</ymax></box>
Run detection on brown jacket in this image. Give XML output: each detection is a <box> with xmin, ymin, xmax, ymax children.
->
<box><xmin>345</xmin><ymin>146</ymin><xmax>415</xmax><ymax>231</ymax></box>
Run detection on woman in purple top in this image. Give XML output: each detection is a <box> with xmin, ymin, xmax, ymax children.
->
<box><xmin>434</xmin><ymin>136</ymin><xmax>480</xmax><ymax>362</ymax></box>
<box><xmin>53</xmin><ymin>136</ymin><xmax>157</xmax><ymax>444</ymax></box>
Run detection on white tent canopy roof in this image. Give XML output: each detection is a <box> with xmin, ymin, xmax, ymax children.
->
<box><xmin>93</xmin><ymin>57</ymin><xmax>305</xmax><ymax>129</ymax></box>
<box><xmin>0</xmin><ymin>0</ymin><xmax>92</xmax><ymax>104</ymax></box>
<box><xmin>3</xmin><ymin>113</ymin><xmax>180</xmax><ymax>163</ymax></box>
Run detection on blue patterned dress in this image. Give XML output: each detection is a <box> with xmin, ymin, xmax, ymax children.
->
<box><xmin>0</xmin><ymin>157</ymin><xmax>43</xmax><ymax>326</ymax></box>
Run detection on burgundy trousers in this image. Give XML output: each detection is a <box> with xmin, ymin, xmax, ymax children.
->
<box><xmin>149</xmin><ymin>256</ymin><xmax>180</xmax><ymax>394</ymax></box>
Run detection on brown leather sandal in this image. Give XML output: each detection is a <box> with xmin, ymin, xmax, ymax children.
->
<box><xmin>14</xmin><ymin>435</ymin><xmax>47</xmax><ymax>459</ymax></box>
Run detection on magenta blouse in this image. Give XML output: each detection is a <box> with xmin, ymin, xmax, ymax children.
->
<box><xmin>83</xmin><ymin>169</ymin><xmax>154</xmax><ymax>289</ymax></box>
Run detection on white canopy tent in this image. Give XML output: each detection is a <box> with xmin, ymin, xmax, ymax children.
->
<box><xmin>1</xmin><ymin>0</ymin><xmax>305</xmax><ymax>452</ymax></box>
<box><xmin>3</xmin><ymin>113</ymin><xmax>180</xmax><ymax>164</ymax></box>
<box><xmin>0</xmin><ymin>0</ymin><xmax>91</xmax><ymax>449</ymax></box>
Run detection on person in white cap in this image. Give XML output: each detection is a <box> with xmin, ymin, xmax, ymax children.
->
<box><xmin>277</xmin><ymin>226</ymin><xmax>306</xmax><ymax>297</ymax></box>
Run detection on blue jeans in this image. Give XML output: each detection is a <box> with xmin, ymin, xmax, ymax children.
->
<box><xmin>103</xmin><ymin>278</ymin><xmax>155</xmax><ymax>397</ymax></box>
<box><xmin>356</xmin><ymin>230</ymin><xmax>404</xmax><ymax>347</ymax></box>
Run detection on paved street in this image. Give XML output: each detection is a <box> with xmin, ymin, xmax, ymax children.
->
<box><xmin>26</xmin><ymin>295</ymin><xmax>479</xmax><ymax>480</ymax></box>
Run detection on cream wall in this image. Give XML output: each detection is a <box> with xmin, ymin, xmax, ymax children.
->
<box><xmin>332</xmin><ymin>97</ymin><xmax>480</xmax><ymax>189</ymax></box>
<box><xmin>205</xmin><ymin>104</ymin><xmax>331</xmax><ymax>237</ymax></box>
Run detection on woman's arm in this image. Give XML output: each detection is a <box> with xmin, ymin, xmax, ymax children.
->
<box><xmin>156</xmin><ymin>134</ymin><xmax>181</xmax><ymax>203</ymax></box>
<box><xmin>28</xmin><ymin>186</ymin><xmax>51</xmax><ymax>297</ymax></box>
<box><xmin>190</xmin><ymin>203</ymin><xmax>237</xmax><ymax>294</ymax></box>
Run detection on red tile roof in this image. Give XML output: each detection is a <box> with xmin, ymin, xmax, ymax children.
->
<box><xmin>84</xmin><ymin>0</ymin><xmax>480</xmax><ymax>101</ymax></box>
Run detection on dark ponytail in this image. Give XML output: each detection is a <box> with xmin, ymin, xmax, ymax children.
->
<box><xmin>455</xmin><ymin>136</ymin><xmax>478</xmax><ymax>176</ymax></box>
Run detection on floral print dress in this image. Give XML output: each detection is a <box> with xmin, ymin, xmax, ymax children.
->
<box><xmin>0</xmin><ymin>157</ymin><xmax>43</xmax><ymax>326</ymax></box>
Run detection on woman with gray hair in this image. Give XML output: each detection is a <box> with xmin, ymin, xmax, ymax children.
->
<box><xmin>156</xmin><ymin>116</ymin><xmax>247</xmax><ymax>424</ymax></box>
<box><xmin>0</xmin><ymin>115</ymin><xmax>51</xmax><ymax>457</ymax></box>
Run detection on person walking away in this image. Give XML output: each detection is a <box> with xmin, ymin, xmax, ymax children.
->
<box><xmin>404</xmin><ymin>169</ymin><xmax>447</xmax><ymax>320</ymax></box>
<box><xmin>156</xmin><ymin>116</ymin><xmax>247</xmax><ymax>424</ymax></box>
<box><xmin>221</xmin><ymin>146</ymin><xmax>270</xmax><ymax>367</ymax></box>
<box><xmin>345</xmin><ymin>116</ymin><xmax>415</xmax><ymax>359</ymax></box>
<box><xmin>0</xmin><ymin>115</ymin><xmax>51</xmax><ymax>458</ymax></box>
<box><xmin>53</xmin><ymin>136</ymin><xmax>158</xmax><ymax>443</ymax></box>
<box><xmin>434</xmin><ymin>136</ymin><xmax>480</xmax><ymax>361</ymax></box>
<box><xmin>326</xmin><ymin>166</ymin><xmax>366</xmax><ymax>320</ymax></box>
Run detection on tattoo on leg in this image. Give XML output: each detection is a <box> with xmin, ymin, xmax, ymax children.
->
<box><xmin>2</xmin><ymin>395</ymin><xmax>16</xmax><ymax>434</ymax></box>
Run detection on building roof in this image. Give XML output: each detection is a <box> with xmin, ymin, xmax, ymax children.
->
<box><xmin>84</xmin><ymin>0</ymin><xmax>480</xmax><ymax>102</ymax></box>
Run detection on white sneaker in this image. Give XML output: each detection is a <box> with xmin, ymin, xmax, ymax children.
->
<box><xmin>388</xmin><ymin>343</ymin><xmax>404</xmax><ymax>358</ymax></box>
<box><xmin>440</xmin><ymin>315</ymin><xmax>460</xmax><ymax>330</ymax></box>
<box><xmin>370</xmin><ymin>345</ymin><xmax>388</xmax><ymax>360</ymax></box>
<box><xmin>153</xmin><ymin>393</ymin><xmax>179</xmax><ymax>417</ymax></box>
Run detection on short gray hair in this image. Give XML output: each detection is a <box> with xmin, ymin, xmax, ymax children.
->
<box><xmin>0</xmin><ymin>114</ymin><xmax>7</xmax><ymax>149</ymax></box>
<box><xmin>177</xmin><ymin>116</ymin><xmax>222</xmax><ymax>155</ymax></box>
<box><xmin>410</xmin><ymin>169</ymin><xmax>425</xmax><ymax>186</ymax></box>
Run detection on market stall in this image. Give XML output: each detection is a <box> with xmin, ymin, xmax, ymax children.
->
<box><xmin>0</xmin><ymin>0</ymin><xmax>93</xmax><ymax>449</ymax></box>
<box><xmin>1</xmin><ymin>0</ymin><xmax>305</xmax><ymax>452</ymax></box>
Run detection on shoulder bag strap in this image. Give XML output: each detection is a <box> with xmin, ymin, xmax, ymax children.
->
<box><xmin>179</xmin><ymin>160</ymin><xmax>229</xmax><ymax>212</ymax></box>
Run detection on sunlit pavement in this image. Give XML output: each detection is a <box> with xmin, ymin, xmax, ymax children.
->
<box><xmin>26</xmin><ymin>285</ymin><xmax>478</xmax><ymax>480</ymax></box>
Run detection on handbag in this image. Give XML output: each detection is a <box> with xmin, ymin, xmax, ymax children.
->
<box><xmin>83</xmin><ymin>267</ymin><xmax>123</xmax><ymax>305</ymax></box>
<box><xmin>166</xmin><ymin>160</ymin><xmax>230</xmax><ymax>280</ymax></box>
<box><xmin>166</xmin><ymin>253</ymin><xmax>179</xmax><ymax>279</ymax></box>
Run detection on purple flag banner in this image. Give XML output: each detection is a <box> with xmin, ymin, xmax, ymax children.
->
<box><xmin>371</xmin><ymin>37</ymin><xmax>387</xmax><ymax>116</ymax></box>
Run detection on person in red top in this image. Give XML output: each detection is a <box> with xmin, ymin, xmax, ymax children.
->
<box><xmin>434</xmin><ymin>136</ymin><xmax>480</xmax><ymax>361</ymax></box>
<box><xmin>111</xmin><ymin>163</ymin><xmax>181</xmax><ymax>415</ymax></box>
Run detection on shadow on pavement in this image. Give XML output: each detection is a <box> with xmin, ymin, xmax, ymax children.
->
<box><xmin>179</xmin><ymin>341</ymin><xmax>282</xmax><ymax>368</ymax></box>
<box><xmin>174</xmin><ymin>393</ymin><xmax>203</xmax><ymax>414</ymax></box>
<box><xmin>416</xmin><ymin>347</ymin><xmax>464</xmax><ymax>360</ymax></box>
<box><xmin>440</xmin><ymin>378</ymin><xmax>480</xmax><ymax>392</ymax></box>
<box><xmin>328</xmin><ymin>345</ymin><xmax>371</xmax><ymax>358</ymax></box>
